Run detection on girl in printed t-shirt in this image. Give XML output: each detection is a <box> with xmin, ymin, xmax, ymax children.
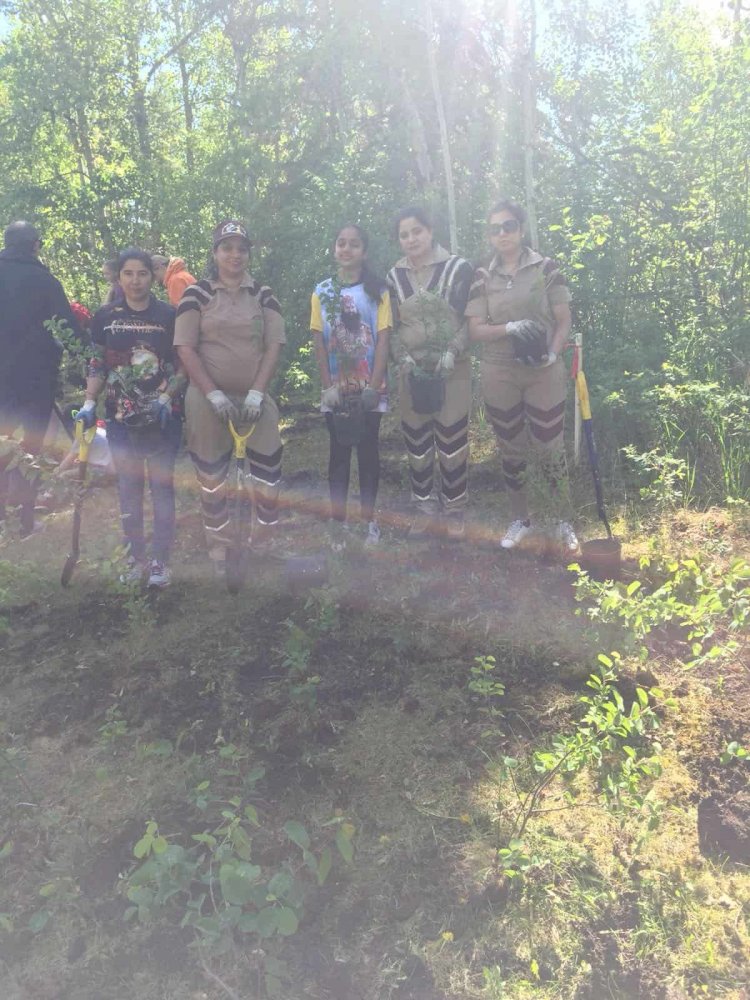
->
<box><xmin>310</xmin><ymin>224</ymin><xmax>392</xmax><ymax>549</ymax></box>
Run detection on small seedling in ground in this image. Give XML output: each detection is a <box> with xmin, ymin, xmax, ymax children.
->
<box><xmin>0</xmin><ymin>722</ymin><xmax>33</xmax><ymax>797</ymax></box>
<box><xmin>491</xmin><ymin>653</ymin><xmax>665</xmax><ymax>880</ymax></box>
<box><xmin>468</xmin><ymin>654</ymin><xmax>506</xmax><ymax>719</ymax></box>
<box><xmin>123</xmin><ymin>749</ymin><xmax>356</xmax><ymax>975</ymax></box>
<box><xmin>719</xmin><ymin>741</ymin><xmax>749</xmax><ymax>765</ymax></box>
<box><xmin>98</xmin><ymin>704</ymin><xmax>128</xmax><ymax>745</ymax></box>
<box><xmin>279</xmin><ymin>619</ymin><xmax>320</xmax><ymax>710</ymax></box>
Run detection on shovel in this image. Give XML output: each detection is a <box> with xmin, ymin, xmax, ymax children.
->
<box><xmin>575</xmin><ymin>371</ymin><xmax>621</xmax><ymax>580</ymax></box>
<box><xmin>225</xmin><ymin>418</ymin><xmax>256</xmax><ymax>594</ymax></box>
<box><xmin>61</xmin><ymin>418</ymin><xmax>97</xmax><ymax>586</ymax></box>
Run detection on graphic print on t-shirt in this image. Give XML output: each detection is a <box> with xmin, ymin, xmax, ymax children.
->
<box><xmin>89</xmin><ymin>300</ymin><xmax>177</xmax><ymax>424</ymax></box>
<box><xmin>329</xmin><ymin>292</ymin><xmax>375</xmax><ymax>392</ymax></box>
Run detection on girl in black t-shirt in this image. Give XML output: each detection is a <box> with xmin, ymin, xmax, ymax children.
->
<box><xmin>76</xmin><ymin>249</ymin><xmax>186</xmax><ymax>587</ymax></box>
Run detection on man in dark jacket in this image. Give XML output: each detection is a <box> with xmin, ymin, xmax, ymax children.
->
<box><xmin>0</xmin><ymin>220</ymin><xmax>80</xmax><ymax>535</ymax></box>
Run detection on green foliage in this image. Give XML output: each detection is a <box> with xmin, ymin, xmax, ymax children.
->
<box><xmin>277</xmin><ymin>586</ymin><xmax>340</xmax><ymax>710</ymax></box>
<box><xmin>621</xmin><ymin>372</ymin><xmax>750</xmax><ymax>507</ymax></box>
<box><xmin>622</xmin><ymin>446</ymin><xmax>696</xmax><ymax>512</ymax></box>
<box><xmin>0</xmin><ymin>437</ymin><xmax>41</xmax><ymax>487</ymax></box>
<box><xmin>28</xmin><ymin>876</ymin><xmax>79</xmax><ymax>936</ymax></box>
<box><xmin>409</xmin><ymin>292</ymin><xmax>458</xmax><ymax>374</ymax></box>
<box><xmin>719</xmin><ymin>741</ymin><xmax>749</xmax><ymax>766</ymax></box>
<box><xmin>124</xmin><ymin>743</ymin><xmax>355</xmax><ymax>962</ymax></box>
<box><xmin>572</xmin><ymin>555</ymin><xmax>750</xmax><ymax>667</ymax></box>
<box><xmin>99</xmin><ymin>543</ymin><xmax>158</xmax><ymax>633</ymax></box>
<box><xmin>0</xmin><ymin>722</ymin><xmax>33</xmax><ymax>799</ymax></box>
<box><xmin>0</xmin><ymin>0</ymin><xmax>747</xmax><ymax>494</ymax></box>
<box><xmin>490</xmin><ymin>654</ymin><xmax>664</xmax><ymax>881</ymax></box>
<box><xmin>468</xmin><ymin>654</ymin><xmax>506</xmax><ymax>719</ymax></box>
<box><xmin>279</xmin><ymin>620</ymin><xmax>320</xmax><ymax>709</ymax></box>
<box><xmin>304</xmin><ymin>586</ymin><xmax>340</xmax><ymax>635</ymax></box>
<box><xmin>98</xmin><ymin>704</ymin><xmax>129</xmax><ymax>745</ymax></box>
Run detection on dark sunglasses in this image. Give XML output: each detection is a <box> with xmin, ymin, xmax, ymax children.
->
<box><xmin>488</xmin><ymin>220</ymin><xmax>520</xmax><ymax>236</ymax></box>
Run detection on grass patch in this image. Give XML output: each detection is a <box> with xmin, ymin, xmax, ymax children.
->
<box><xmin>0</xmin><ymin>418</ymin><xmax>748</xmax><ymax>999</ymax></box>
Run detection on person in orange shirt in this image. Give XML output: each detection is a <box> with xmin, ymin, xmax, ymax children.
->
<box><xmin>151</xmin><ymin>254</ymin><xmax>197</xmax><ymax>307</ymax></box>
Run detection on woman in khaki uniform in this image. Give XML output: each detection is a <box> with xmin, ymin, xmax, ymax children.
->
<box><xmin>466</xmin><ymin>199</ymin><xmax>578</xmax><ymax>552</ymax></box>
<box><xmin>387</xmin><ymin>207</ymin><xmax>474</xmax><ymax>540</ymax></box>
<box><xmin>174</xmin><ymin>220</ymin><xmax>285</xmax><ymax>572</ymax></box>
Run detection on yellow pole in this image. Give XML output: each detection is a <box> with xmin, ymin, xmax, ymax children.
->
<box><xmin>574</xmin><ymin>330</ymin><xmax>583</xmax><ymax>462</ymax></box>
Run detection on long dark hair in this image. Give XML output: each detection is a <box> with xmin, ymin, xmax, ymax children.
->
<box><xmin>333</xmin><ymin>223</ymin><xmax>385</xmax><ymax>303</ymax></box>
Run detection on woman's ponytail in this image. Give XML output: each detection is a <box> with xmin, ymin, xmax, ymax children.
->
<box><xmin>360</xmin><ymin>262</ymin><xmax>386</xmax><ymax>304</ymax></box>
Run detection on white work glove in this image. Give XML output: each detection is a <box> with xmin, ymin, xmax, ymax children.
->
<box><xmin>438</xmin><ymin>350</ymin><xmax>455</xmax><ymax>373</ymax></box>
<box><xmin>241</xmin><ymin>389</ymin><xmax>264</xmax><ymax>423</ymax></box>
<box><xmin>74</xmin><ymin>399</ymin><xmax>97</xmax><ymax>429</ymax></box>
<box><xmin>206</xmin><ymin>389</ymin><xmax>238</xmax><ymax>425</ymax></box>
<box><xmin>401</xmin><ymin>353</ymin><xmax>417</xmax><ymax>375</ymax></box>
<box><xmin>321</xmin><ymin>385</ymin><xmax>340</xmax><ymax>409</ymax></box>
<box><xmin>542</xmin><ymin>351</ymin><xmax>558</xmax><ymax>367</ymax></box>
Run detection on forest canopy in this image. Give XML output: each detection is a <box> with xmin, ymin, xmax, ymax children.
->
<box><xmin>1</xmin><ymin>0</ymin><xmax>748</xmax><ymax>502</ymax></box>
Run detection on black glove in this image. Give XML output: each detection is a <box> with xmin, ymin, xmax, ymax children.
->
<box><xmin>506</xmin><ymin>320</ymin><xmax>549</xmax><ymax>366</ymax></box>
<box><xmin>360</xmin><ymin>387</ymin><xmax>379</xmax><ymax>411</ymax></box>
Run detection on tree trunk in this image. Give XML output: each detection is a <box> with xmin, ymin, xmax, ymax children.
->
<box><xmin>70</xmin><ymin>105</ymin><xmax>115</xmax><ymax>254</ymax></box>
<box><xmin>178</xmin><ymin>52</ymin><xmax>195</xmax><ymax>173</ymax></box>
<box><xmin>424</xmin><ymin>0</ymin><xmax>457</xmax><ymax>251</ymax></box>
<box><xmin>520</xmin><ymin>0</ymin><xmax>538</xmax><ymax>249</ymax></box>
<box><xmin>401</xmin><ymin>74</ymin><xmax>433</xmax><ymax>187</ymax></box>
<box><xmin>223</xmin><ymin>2</ymin><xmax>260</xmax><ymax>211</ymax></box>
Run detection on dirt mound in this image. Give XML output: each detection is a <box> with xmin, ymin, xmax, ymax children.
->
<box><xmin>698</xmin><ymin>790</ymin><xmax>750</xmax><ymax>863</ymax></box>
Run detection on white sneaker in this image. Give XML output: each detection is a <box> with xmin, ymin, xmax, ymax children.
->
<box><xmin>363</xmin><ymin>521</ymin><xmax>380</xmax><ymax>548</ymax></box>
<box><xmin>556</xmin><ymin>521</ymin><xmax>579</xmax><ymax>552</ymax></box>
<box><xmin>500</xmin><ymin>519</ymin><xmax>532</xmax><ymax>549</ymax></box>
<box><xmin>148</xmin><ymin>560</ymin><xmax>172</xmax><ymax>588</ymax></box>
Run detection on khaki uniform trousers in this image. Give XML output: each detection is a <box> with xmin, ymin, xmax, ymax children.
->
<box><xmin>481</xmin><ymin>358</ymin><xmax>567</xmax><ymax>520</ymax></box>
<box><xmin>185</xmin><ymin>384</ymin><xmax>283</xmax><ymax>549</ymax></box>
<box><xmin>400</xmin><ymin>358</ymin><xmax>470</xmax><ymax>511</ymax></box>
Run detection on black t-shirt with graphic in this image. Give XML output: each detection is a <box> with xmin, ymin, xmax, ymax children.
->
<box><xmin>88</xmin><ymin>296</ymin><xmax>179</xmax><ymax>423</ymax></box>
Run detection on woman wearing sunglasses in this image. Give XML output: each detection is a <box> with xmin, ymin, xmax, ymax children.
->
<box><xmin>466</xmin><ymin>199</ymin><xmax>578</xmax><ymax>553</ymax></box>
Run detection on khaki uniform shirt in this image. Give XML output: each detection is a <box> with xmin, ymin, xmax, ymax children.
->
<box><xmin>174</xmin><ymin>275</ymin><xmax>285</xmax><ymax>394</ymax></box>
<box><xmin>387</xmin><ymin>246</ymin><xmax>473</xmax><ymax>368</ymax></box>
<box><xmin>465</xmin><ymin>248</ymin><xmax>571</xmax><ymax>364</ymax></box>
